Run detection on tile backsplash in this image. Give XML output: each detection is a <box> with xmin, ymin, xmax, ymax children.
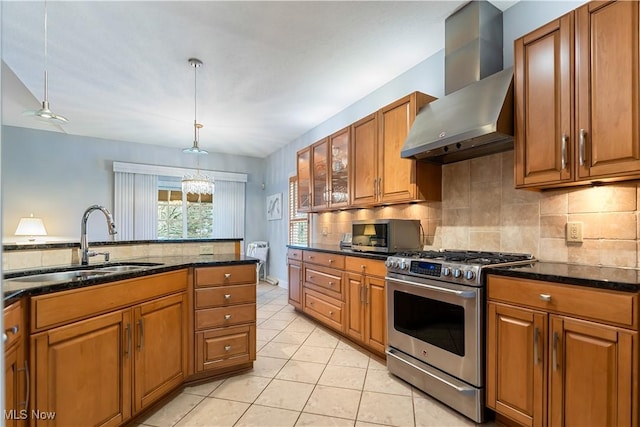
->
<box><xmin>312</xmin><ymin>152</ymin><xmax>640</xmax><ymax>268</ymax></box>
<box><xmin>2</xmin><ymin>241</ymin><xmax>239</xmax><ymax>271</ymax></box>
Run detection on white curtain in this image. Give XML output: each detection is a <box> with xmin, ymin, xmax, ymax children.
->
<box><xmin>114</xmin><ymin>172</ymin><xmax>158</xmax><ymax>240</ymax></box>
<box><xmin>212</xmin><ymin>180</ymin><xmax>245</xmax><ymax>239</ymax></box>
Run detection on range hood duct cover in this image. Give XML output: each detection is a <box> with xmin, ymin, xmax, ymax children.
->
<box><xmin>401</xmin><ymin>1</ymin><xmax>514</xmax><ymax>164</ymax></box>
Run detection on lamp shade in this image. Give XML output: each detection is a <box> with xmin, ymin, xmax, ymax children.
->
<box><xmin>363</xmin><ymin>224</ymin><xmax>376</xmax><ymax>236</ymax></box>
<box><xmin>15</xmin><ymin>214</ymin><xmax>47</xmax><ymax>240</ymax></box>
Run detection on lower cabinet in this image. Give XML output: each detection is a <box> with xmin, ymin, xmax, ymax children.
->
<box><xmin>193</xmin><ymin>265</ymin><xmax>257</xmax><ymax>374</ymax></box>
<box><xmin>5</xmin><ymin>299</ymin><xmax>28</xmax><ymax>427</ymax></box>
<box><xmin>486</xmin><ymin>274</ymin><xmax>638</xmax><ymax>427</ymax></box>
<box><xmin>287</xmin><ymin>248</ymin><xmax>304</xmax><ymax>309</ymax></box>
<box><xmin>345</xmin><ymin>272</ymin><xmax>386</xmax><ymax>355</ymax></box>
<box><xmin>30</xmin><ymin>270</ymin><xmax>188</xmax><ymax>426</ymax></box>
<box><xmin>292</xmin><ymin>249</ymin><xmax>388</xmax><ymax>356</ymax></box>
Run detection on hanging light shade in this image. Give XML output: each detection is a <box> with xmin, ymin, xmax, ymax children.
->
<box><xmin>23</xmin><ymin>0</ymin><xmax>68</xmax><ymax>124</ymax></box>
<box><xmin>181</xmin><ymin>58</ymin><xmax>212</xmax><ymax>194</ymax></box>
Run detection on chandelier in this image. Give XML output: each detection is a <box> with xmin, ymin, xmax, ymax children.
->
<box><xmin>181</xmin><ymin>58</ymin><xmax>212</xmax><ymax>195</ymax></box>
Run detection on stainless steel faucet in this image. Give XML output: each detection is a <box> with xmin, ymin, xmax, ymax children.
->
<box><xmin>80</xmin><ymin>205</ymin><xmax>117</xmax><ymax>265</ymax></box>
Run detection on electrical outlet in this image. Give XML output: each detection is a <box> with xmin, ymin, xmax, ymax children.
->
<box><xmin>199</xmin><ymin>245</ymin><xmax>214</xmax><ymax>255</ymax></box>
<box><xmin>566</xmin><ymin>222</ymin><xmax>583</xmax><ymax>243</ymax></box>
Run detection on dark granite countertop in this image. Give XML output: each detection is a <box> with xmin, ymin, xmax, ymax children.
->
<box><xmin>287</xmin><ymin>244</ymin><xmax>390</xmax><ymax>261</ymax></box>
<box><xmin>3</xmin><ymin>254</ymin><xmax>258</xmax><ymax>304</ymax></box>
<box><xmin>487</xmin><ymin>261</ymin><xmax>640</xmax><ymax>293</ymax></box>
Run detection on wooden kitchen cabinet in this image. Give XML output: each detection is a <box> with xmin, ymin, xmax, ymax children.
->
<box><xmin>351</xmin><ymin>92</ymin><xmax>441</xmax><ymax>206</ymax></box>
<box><xmin>301</xmin><ymin>251</ymin><xmax>346</xmax><ymax>333</ymax></box>
<box><xmin>310</xmin><ymin>127</ymin><xmax>350</xmax><ymax>211</ymax></box>
<box><xmin>287</xmin><ymin>249</ymin><xmax>303</xmax><ymax>310</ymax></box>
<box><xmin>5</xmin><ymin>300</ymin><xmax>28</xmax><ymax>427</ymax></box>
<box><xmin>376</xmin><ymin>92</ymin><xmax>440</xmax><ymax>204</ymax></box>
<box><xmin>133</xmin><ymin>293</ymin><xmax>187</xmax><ymax>413</ymax></box>
<box><xmin>30</xmin><ymin>270</ymin><xmax>188</xmax><ymax>426</ymax></box>
<box><xmin>193</xmin><ymin>265</ymin><xmax>256</xmax><ymax>373</ymax></box>
<box><xmin>296</xmin><ymin>146</ymin><xmax>312</xmax><ymax>212</ymax></box>
<box><xmin>345</xmin><ymin>257</ymin><xmax>387</xmax><ymax>355</ymax></box>
<box><xmin>515</xmin><ymin>1</ymin><xmax>640</xmax><ymax>189</ymax></box>
<box><xmin>486</xmin><ymin>274</ymin><xmax>639</xmax><ymax>427</ymax></box>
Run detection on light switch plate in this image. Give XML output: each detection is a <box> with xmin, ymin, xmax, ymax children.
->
<box><xmin>566</xmin><ymin>222</ymin><xmax>583</xmax><ymax>243</ymax></box>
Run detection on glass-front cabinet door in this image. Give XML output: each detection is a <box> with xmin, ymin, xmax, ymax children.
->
<box><xmin>328</xmin><ymin>127</ymin><xmax>349</xmax><ymax>209</ymax></box>
<box><xmin>311</xmin><ymin>138</ymin><xmax>329</xmax><ymax>210</ymax></box>
<box><xmin>296</xmin><ymin>146</ymin><xmax>311</xmax><ymax>212</ymax></box>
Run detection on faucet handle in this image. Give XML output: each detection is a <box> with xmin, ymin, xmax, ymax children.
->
<box><xmin>96</xmin><ymin>252</ymin><xmax>110</xmax><ymax>262</ymax></box>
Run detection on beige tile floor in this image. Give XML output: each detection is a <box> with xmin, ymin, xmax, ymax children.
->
<box><xmin>137</xmin><ymin>283</ymin><xmax>495</xmax><ymax>427</ymax></box>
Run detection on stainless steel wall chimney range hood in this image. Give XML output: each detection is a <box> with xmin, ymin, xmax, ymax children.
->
<box><xmin>401</xmin><ymin>1</ymin><xmax>514</xmax><ymax>164</ymax></box>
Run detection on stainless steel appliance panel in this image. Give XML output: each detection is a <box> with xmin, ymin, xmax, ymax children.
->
<box><xmin>386</xmin><ymin>274</ymin><xmax>482</xmax><ymax>387</ymax></box>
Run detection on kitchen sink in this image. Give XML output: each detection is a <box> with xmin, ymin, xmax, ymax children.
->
<box><xmin>6</xmin><ymin>269</ymin><xmax>113</xmax><ymax>283</ymax></box>
<box><xmin>5</xmin><ymin>262</ymin><xmax>164</xmax><ymax>283</ymax></box>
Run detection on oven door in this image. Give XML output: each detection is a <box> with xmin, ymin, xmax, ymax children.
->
<box><xmin>386</xmin><ymin>274</ymin><xmax>482</xmax><ymax>387</ymax></box>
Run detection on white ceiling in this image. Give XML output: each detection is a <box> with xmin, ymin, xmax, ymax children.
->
<box><xmin>1</xmin><ymin>1</ymin><xmax>517</xmax><ymax>159</ymax></box>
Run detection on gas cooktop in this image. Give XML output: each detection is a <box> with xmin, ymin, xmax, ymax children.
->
<box><xmin>386</xmin><ymin>250</ymin><xmax>536</xmax><ymax>286</ymax></box>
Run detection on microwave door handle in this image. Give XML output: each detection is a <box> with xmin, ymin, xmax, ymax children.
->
<box><xmin>386</xmin><ymin>277</ymin><xmax>476</xmax><ymax>299</ymax></box>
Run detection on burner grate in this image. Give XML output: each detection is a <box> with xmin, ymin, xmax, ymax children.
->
<box><xmin>394</xmin><ymin>250</ymin><xmax>533</xmax><ymax>265</ymax></box>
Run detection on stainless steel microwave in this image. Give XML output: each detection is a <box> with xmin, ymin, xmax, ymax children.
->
<box><xmin>351</xmin><ymin>219</ymin><xmax>421</xmax><ymax>253</ymax></box>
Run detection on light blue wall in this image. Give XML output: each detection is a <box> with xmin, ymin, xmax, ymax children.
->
<box><xmin>265</xmin><ymin>0</ymin><xmax>587</xmax><ymax>287</ymax></box>
<box><xmin>2</xmin><ymin>125</ymin><xmax>267</xmax><ymax>245</ymax></box>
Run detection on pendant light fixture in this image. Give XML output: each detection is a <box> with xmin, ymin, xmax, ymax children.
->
<box><xmin>182</xmin><ymin>58</ymin><xmax>212</xmax><ymax>195</ymax></box>
<box><xmin>24</xmin><ymin>0</ymin><xmax>68</xmax><ymax>124</ymax></box>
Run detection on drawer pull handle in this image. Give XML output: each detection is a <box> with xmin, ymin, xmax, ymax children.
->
<box><xmin>539</xmin><ymin>294</ymin><xmax>551</xmax><ymax>302</ymax></box>
<box><xmin>3</xmin><ymin>325</ymin><xmax>19</xmax><ymax>344</ymax></box>
<box><xmin>224</xmin><ymin>294</ymin><xmax>231</xmax><ymax>300</ymax></box>
<box><xmin>224</xmin><ymin>314</ymin><xmax>232</xmax><ymax>320</ymax></box>
<box><xmin>308</xmin><ymin>255</ymin><xmax>314</xmax><ymax>259</ymax></box>
<box><xmin>329</xmin><ymin>311</ymin><xmax>334</xmax><ymax>316</ymax></box>
<box><xmin>329</xmin><ymin>282</ymin><xmax>334</xmax><ymax>287</ymax></box>
<box><xmin>361</xmin><ymin>265</ymin><xmax>365</xmax><ymax>270</ymax></box>
<box><xmin>533</xmin><ymin>327</ymin><xmax>540</xmax><ymax>365</ymax></box>
<box><xmin>309</xmin><ymin>275</ymin><xmax>314</xmax><ymax>279</ymax></box>
<box><xmin>309</xmin><ymin>301</ymin><xmax>314</xmax><ymax>306</ymax></box>
<box><xmin>552</xmin><ymin>331</ymin><xmax>560</xmax><ymax>372</ymax></box>
<box><xmin>329</xmin><ymin>259</ymin><xmax>334</xmax><ymax>263</ymax></box>
<box><xmin>224</xmin><ymin>345</ymin><xmax>232</xmax><ymax>352</ymax></box>
<box><xmin>224</xmin><ymin>273</ymin><xmax>231</xmax><ymax>279</ymax></box>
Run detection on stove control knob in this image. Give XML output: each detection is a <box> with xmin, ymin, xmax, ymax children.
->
<box><xmin>399</xmin><ymin>261</ymin><xmax>408</xmax><ymax>270</ymax></box>
<box><xmin>442</xmin><ymin>267</ymin><xmax>451</xmax><ymax>276</ymax></box>
<box><xmin>465</xmin><ymin>270</ymin><xmax>475</xmax><ymax>280</ymax></box>
<box><xmin>385</xmin><ymin>259</ymin><xmax>393</xmax><ymax>268</ymax></box>
<box><xmin>453</xmin><ymin>269</ymin><xmax>462</xmax><ymax>278</ymax></box>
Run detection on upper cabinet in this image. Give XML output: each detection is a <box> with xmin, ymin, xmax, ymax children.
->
<box><xmin>297</xmin><ymin>91</ymin><xmax>441</xmax><ymax>213</ymax></box>
<box><xmin>296</xmin><ymin>147</ymin><xmax>311</xmax><ymax>212</ymax></box>
<box><xmin>374</xmin><ymin>92</ymin><xmax>441</xmax><ymax>205</ymax></box>
<box><xmin>310</xmin><ymin>128</ymin><xmax>351</xmax><ymax>211</ymax></box>
<box><xmin>515</xmin><ymin>0</ymin><xmax>640</xmax><ymax>189</ymax></box>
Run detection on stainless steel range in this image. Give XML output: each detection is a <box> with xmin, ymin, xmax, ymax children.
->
<box><xmin>385</xmin><ymin>250</ymin><xmax>535</xmax><ymax>423</ymax></box>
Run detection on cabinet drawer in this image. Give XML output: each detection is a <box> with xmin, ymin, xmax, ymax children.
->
<box><xmin>488</xmin><ymin>275</ymin><xmax>638</xmax><ymax>329</ymax></box>
<box><xmin>305</xmin><ymin>266</ymin><xmax>343</xmax><ymax>299</ymax></box>
<box><xmin>303</xmin><ymin>288</ymin><xmax>344</xmax><ymax>332</ymax></box>
<box><xmin>345</xmin><ymin>257</ymin><xmax>386</xmax><ymax>277</ymax></box>
<box><xmin>196</xmin><ymin>265</ymin><xmax>256</xmax><ymax>287</ymax></box>
<box><xmin>195</xmin><ymin>304</ymin><xmax>256</xmax><ymax>330</ymax></box>
<box><xmin>195</xmin><ymin>285</ymin><xmax>256</xmax><ymax>309</ymax></box>
<box><xmin>287</xmin><ymin>249</ymin><xmax>303</xmax><ymax>261</ymax></box>
<box><xmin>196</xmin><ymin>324</ymin><xmax>256</xmax><ymax>372</ymax></box>
<box><xmin>303</xmin><ymin>251</ymin><xmax>345</xmax><ymax>269</ymax></box>
<box><xmin>3</xmin><ymin>300</ymin><xmax>22</xmax><ymax>350</ymax></box>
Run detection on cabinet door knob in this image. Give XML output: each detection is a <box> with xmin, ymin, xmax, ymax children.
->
<box><xmin>224</xmin><ymin>345</ymin><xmax>232</xmax><ymax>352</ymax></box>
<box><xmin>224</xmin><ymin>314</ymin><xmax>232</xmax><ymax>320</ymax></box>
<box><xmin>224</xmin><ymin>294</ymin><xmax>231</xmax><ymax>300</ymax></box>
<box><xmin>539</xmin><ymin>294</ymin><xmax>552</xmax><ymax>302</ymax></box>
<box><xmin>224</xmin><ymin>273</ymin><xmax>231</xmax><ymax>279</ymax></box>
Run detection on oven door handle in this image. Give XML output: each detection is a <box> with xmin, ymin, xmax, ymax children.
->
<box><xmin>386</xmin><ymin>348</ymin><xmax>476</xmax><ymax>394</ymax></box>
<box><xmin>386</xmin><ymin>277</ymin><xmax>477</xmax><ymax>299</ymax></box>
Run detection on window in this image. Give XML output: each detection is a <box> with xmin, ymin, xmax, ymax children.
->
<box><xmin>157</xmin><ymin>177</ymin><xmax>213</xmax><ymax>239</ymax></box>
<box><xmin>289</xmin><ymin>176</ymin><xmax>308</xmax><ymax>245</ymax></box>
<box><xmin>113</xmin><ymin>162</ymin><xmax>247</xmax><ymax>241</ymax></box>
